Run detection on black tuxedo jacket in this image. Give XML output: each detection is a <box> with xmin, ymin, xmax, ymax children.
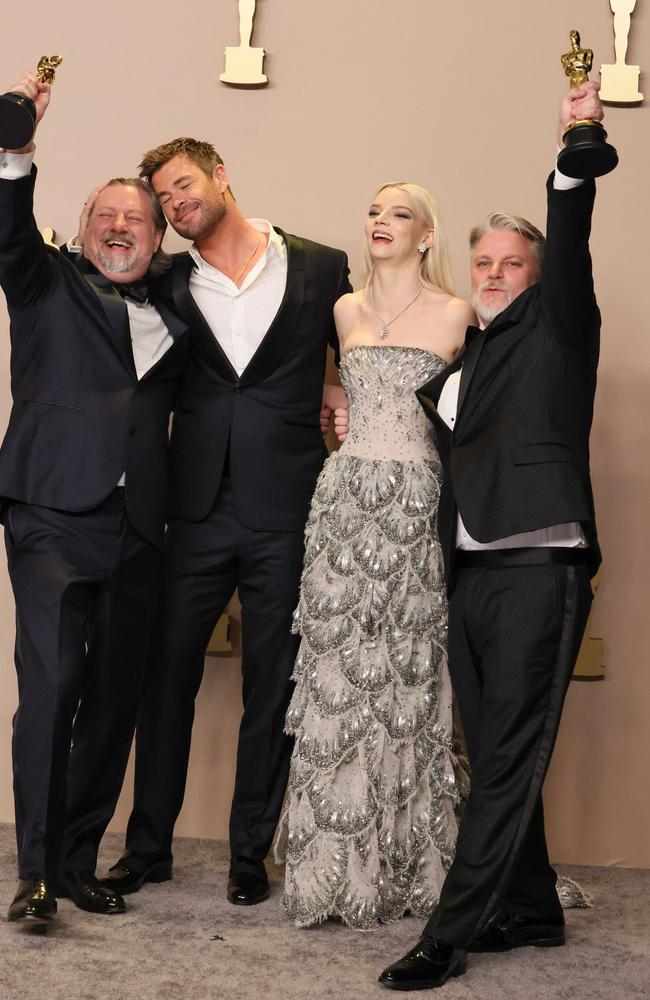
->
<box><xmin>418</xmin><ymin>175</ymin><xmax>601</xmax><ymax>579</ymax></box>
<box><xmin>0</xmin><ymin>167</ymin><xmax>189</xmax><ymax>549</ymax></box>
<box><xmin>159</xmin><ymin>232</ymin><xmax>350</xmax><ymax>532</ymax></box>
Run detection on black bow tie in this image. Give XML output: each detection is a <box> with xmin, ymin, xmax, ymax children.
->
<box><xmin>73</xmin><ymin>256</ymin><xmax>148</xmax><ymax>303</ymax></box>
<box><xmin>113</xmin><ymin>279</ymin><xmax>148</xmax><ymax>304</ymax></box>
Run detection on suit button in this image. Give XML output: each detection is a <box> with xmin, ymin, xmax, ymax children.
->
<box><xmin>234</xmin><ymin>386</ymin><xmax>242</xmax><ymax>394</ymax></box>
<box><xmin>128</xmin><ymin>427</ymin><xmax>137</xmax><ymax>435</ymax></box>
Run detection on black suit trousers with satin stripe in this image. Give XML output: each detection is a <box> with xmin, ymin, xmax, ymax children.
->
<box><xmin>423</xmin><ymin>563</ymin><xmax>593</xmax><ymax>947</ymax></box>
<box><xmin>124</xmin><ymin>478</ymin><xmax>304</xmax><ymax>863</ymax></box>
<box><xmin>4</xmin><ymin>492</ymin><xmax>161</xmax><ymax>879</ymax></box>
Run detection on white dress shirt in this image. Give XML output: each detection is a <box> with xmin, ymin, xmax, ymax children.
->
<box><xmin>436</xmin><ymin>158</ymin><xmax>586</xmax><ymax>551</ymax></box>
<box><xmin>188</xmin><ymin>221</ymin><xmax>287</xmax><ymax>375</ymax></box>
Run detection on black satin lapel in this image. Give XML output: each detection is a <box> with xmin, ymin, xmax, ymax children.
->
<box><xmin>456</xmin><ymin>329</ymin><xmax>487</xmax><ymax>418</ymax></box>
<box><xmin>239</xmin><ymin>230</ymin><xmax>305</xmax><ymax>387</ymax></box>
<box><xmin>84</xmin><ymin>274</ymin><xmax>135</xmax><ymax>375</ymax></box>
<box><xmin>149</xmin><ymin>293</ymin><xmax>189</xmax><ymax>342</ymax></box>
<box><xmin>171</xmin><ymin>259</ymin><xmax>238</xmax><ymax>382</ymax></box>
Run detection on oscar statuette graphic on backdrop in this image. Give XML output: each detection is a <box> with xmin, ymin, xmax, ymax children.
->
<box><xmin>0</xmin><ymin>56</ymin><xmax>62</xmax><ymax>149</ymax></box>
<box><xmin>600</xmin><ymin>0</ymin><xmax>644</xmax><ymax>103</ymax></box>
<box><xmin>221</xmin><ymin>0</ymin><xmax>268</xmax><ymax>85</ymax></box>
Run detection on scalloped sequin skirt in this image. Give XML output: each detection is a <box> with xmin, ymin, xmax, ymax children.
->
<box><xmin>274</xmin><ymin>450</ymin><xmax>460</xmax><ymax>929</ymax></box>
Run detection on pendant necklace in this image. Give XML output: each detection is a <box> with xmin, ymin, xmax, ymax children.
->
<box><xmin>368</xmin><ymin>282</ymin><xmax>424</xmax><ymax>340</ymax></box>
<box><xmin>234</xmin><ymin>237</ymin><xmax>261</xmax><ymax>286</ymax></box>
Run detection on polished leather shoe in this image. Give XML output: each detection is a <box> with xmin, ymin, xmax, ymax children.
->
<box><xmin>469</xmin><ymin>911</ymin><xmax>565</xmax><ymax>952</ymax></box>
<box><xmin>227</xmin><ymin>870</ymin><xmax>269</xmax><ymax>906</ymax></box>
<box><xmin>99</xmin><ymin>855</ymin><xmax>173</xmax><ymax>895</ymax></box>
<box><xmin>58</xmin><ymin>870</ymin><xmax>125</xmax><ymax>914</ymax></box>
<box><xmin>8</xmin><ymin>879</ymin><xmax>57</xmax><ymax>924</ymax></box>
<box><xmin>379</xmin><ymin>938</ymin><xmax>466</xmax><ymax>991</ymax></box>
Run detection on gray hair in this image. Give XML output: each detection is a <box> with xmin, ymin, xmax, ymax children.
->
<box><xmin>469</xmin><ymin>212</ymin><xmax>545</xmax><ymax>270</ymax></box>
<box><xmin>87</xmin><ymin>177</ymin><xmax>171</xmax><ymax>276</ymax></box>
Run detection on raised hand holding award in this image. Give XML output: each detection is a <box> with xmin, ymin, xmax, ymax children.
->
<box><xmin>0</xmin><ymin>56</ymin><xmax>62</xmax><ymax>151</ymax></box>
<box><xmin>558</xmin><ymin>31</ymin><xmax>618</xmax><ymax>179</ymax></box>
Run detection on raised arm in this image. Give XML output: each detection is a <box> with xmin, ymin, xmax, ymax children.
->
<box><xmin>542</xmin><ymin>84</ymin><xmax>603</xmax><ymax>348</ymax></box>
<box><xmin>0</xmin><ymin>71</ymin><xmax>58</xmax><ymax>309</ymax></box>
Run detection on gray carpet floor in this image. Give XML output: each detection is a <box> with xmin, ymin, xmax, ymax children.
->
<box><xmin>0</xmin><ymin>823</ymin><xmax>648</xmax><ymax>1000</ymax></box>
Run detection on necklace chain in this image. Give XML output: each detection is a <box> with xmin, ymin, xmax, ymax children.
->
<box><xmin>368</xmin><ymin>283</ymin><xmax>424</xmax><ymax>340</ymax></box>
<box><xmin>234</xmin><ymin>236</ymin><xmax>261</xmax><ymax>286</ymax></box>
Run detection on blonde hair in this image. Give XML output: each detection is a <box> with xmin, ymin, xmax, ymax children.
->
<box><xmin>362</xmin><ymin>182</ymin><xmax>454</xmax><ymax>294</ymax></box>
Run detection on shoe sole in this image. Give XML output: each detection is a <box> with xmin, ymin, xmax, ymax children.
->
<box><xmin>471</xmin><ymin>933</ymin><xmax>565</xmax><ymax>953</ymax></box>
<box><xmin>228</xmin><ymin>888</ymin><xmax>270</xmax><ymax>906</ymax></box>
<box><xmin>378</xmin><ymin>957</ymin><xmax>466</xmax><ymax>991</ymax></box>
<box><xmin>8</xmin><ymin>911</ymin><xmax>55</xmax><ymax>925</ymax></box>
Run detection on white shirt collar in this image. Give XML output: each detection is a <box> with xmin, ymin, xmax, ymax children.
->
<box><xmin>189</xmin><ymin>219</ymin><xmax>286</xmax><ymax>275</ymax></box>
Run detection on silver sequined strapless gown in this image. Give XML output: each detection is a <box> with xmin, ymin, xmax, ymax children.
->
<box><xmin>274</xmin><ymin>345</ymin><xmax>460</xmax><ymax>929</ymax></box>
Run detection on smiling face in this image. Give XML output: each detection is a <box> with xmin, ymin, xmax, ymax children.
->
<box><xmin>470</xmin><ymin>229</ymin><xmax>540</xmax><ymax>324</ymax></box>
<box><xmin>365</xmin><ymin>187</ymin><xmax>433</xmax><ymax>264</ymax></box>
<box><xmin>151</xmin><ymin>154</ymin><xmax>229</xmax><ymax>242</ymax></box>
<box><xmin>84</xmin><ymin>185</ymin><xmax>162</xmax><ymax>281</ymax></box>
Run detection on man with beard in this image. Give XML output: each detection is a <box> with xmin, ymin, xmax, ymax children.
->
<box><xmin>0</xmin><ymin>73</ymin><xmax>187</xmax><ymax>924</ymax></box>
<box><xmin>101</xmin><ymin>139</ymin><xmax>350</xmax><ymax>905</ymax></box>
<box><xmin>379</xmin><ymin>82</ymin><xmax>604</xmax><ymax>989</ymax></box>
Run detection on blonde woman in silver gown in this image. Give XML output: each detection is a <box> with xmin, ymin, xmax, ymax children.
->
<box><xmin>274</xmin><ymin>183</ymin><xmax>476</xmax><ymax>929</ymax></box>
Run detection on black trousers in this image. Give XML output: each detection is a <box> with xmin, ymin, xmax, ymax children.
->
<box><xmin>4</xmin><ymin>491</ymin><xmax>160</xmax><ymax>879</ymax></box>
<box><xmin>124</xmin><ymin>479</ymin><xmax>304</xmax><ymax>865</ymax></box>
<box><xmin>423</xmin><ymin>562</ymin><xmax>593</xmax><ymax>948</ymax></box>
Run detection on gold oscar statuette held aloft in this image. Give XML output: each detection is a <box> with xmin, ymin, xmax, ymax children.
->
<box><xmin>0</xmin><ymin>56</ymin><xmax>63</xmax><ymax>150</ymax></box>
<box><xmin>220</xmin><ymin>0</ymin><xmax>268</xmax><ymax>86</ymax></box>
<box><xmin>558</xmin><ymin>31</ymin><xmax>618</xmax><ymax>179</ymax></box>
<box><xmin>600</xmin><ymin>0</ymin><xmax>643</xmax><ymax>103</ymax></box>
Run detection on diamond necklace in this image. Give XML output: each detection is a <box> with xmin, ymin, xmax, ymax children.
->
<box><xmin>368</xmin><ymin>282</ymin><xmax>424</xmax><ymax>340</ymax></box>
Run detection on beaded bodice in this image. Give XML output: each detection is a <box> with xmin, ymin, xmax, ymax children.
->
<box><xmin>338</xmin><ymin>345</ymin><xmax>448</xmax><ymax>463</ymax></box>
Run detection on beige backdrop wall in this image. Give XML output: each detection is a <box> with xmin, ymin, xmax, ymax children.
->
<box><xmin>1</xmin><ymin>0</ymin><xmax>648</xmax><ymax>869</ymax></box>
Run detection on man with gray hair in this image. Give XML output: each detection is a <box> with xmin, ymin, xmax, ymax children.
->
<box><xmin>380</xmin><ymin>82</ymin><xmax>604</xmax><ymax>989</ymax></box>
<box><xmin>0</xmin><ymin>71</ymin><xmax>188</xmax><ymax>924</ymax></box>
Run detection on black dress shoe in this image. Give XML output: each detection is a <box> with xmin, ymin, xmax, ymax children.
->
<box><xmin>469</xmin><ymin>911</ymin><xmax>565</xmax><ymax>952</ymax></box>
<box><xmin>379</xmin><ymin>938</ymin><xmax>466</xmax><ymax>991</ymax></box>
<box><xmin>8</xmin><ymin>879</ymin><xmax>57</xmax><ymax>924</ymax></box>
<box><xmin>227</xmin><ymin>870</ymin><xmax>269</xmax><ymax>906</ymax></box>
<box><xmin>57</xmin><ymin>870</ymin><xmax>125</xmax><ymax>914</ymax></box>
<box><xmin>99</xmin><ymin>855</ymin><xmax>173</xmax><ymax>895</ymax></box>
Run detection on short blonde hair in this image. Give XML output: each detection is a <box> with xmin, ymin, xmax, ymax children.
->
<box><xmin>362</xmin><ymin>182</ymin><xmax>454</xmax><ymax>295</ymax></box>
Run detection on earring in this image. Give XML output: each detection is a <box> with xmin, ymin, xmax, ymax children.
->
<box><xmin>418</xmin><ymin>243</ymin><xmax>428</xmax><ymax>254</ymax></box>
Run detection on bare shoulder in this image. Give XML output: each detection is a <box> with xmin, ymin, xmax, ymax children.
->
<box><xmin>334</xmin><ymin>290</ymin><xmax>365</xmax><ymax>337</ymax></box>
<box><xmin>334</xmin><ymin>289</ymin><xmax>365</xmax><ymax>316</ymax></box>
<box><xmin>421</xmin><ymin>289</ymin><xmax>476</xmax><ymax>325</ymax></box>
<box><xmin>445</xmin><ymin>295</ymin><xmax>477</xmax><ymax>326</ymax></box>
<box><xmin>418</xmin><ymin>291</ymin><xmax>476</xmax><ymax>360</ymax></box>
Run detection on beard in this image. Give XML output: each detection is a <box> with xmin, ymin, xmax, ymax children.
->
<box><xmin>172</xmin><ymin>197</ymin><xmax>226</xmax><ymax>242</ymax></box>
<box><xmin>471</xmin><ymin>280</ymin><xmax>513</xmax><ymax>325</ymax></box>
<box><xmin>97</xmin><ymin>231</ymin><xmax>140</xmax><ymax>274</ymax></box>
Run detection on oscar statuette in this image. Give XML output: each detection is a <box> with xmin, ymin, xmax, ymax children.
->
<box><xmin>558</xmin><ymin>31</ymin><xmax>618</xmax><ymax>178</ymax></box>
<box><xmin>0</xmin><ymin>56</ymin><xmax>63</xmax><ymax>150</ymax></box>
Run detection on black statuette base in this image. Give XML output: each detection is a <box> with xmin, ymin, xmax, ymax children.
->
<box><xmin>0</xmin><ymin>92</ymin><xmax>37</xmax><ymax>151</ymax></box>
<box><xmin>558</xmin><ymin>122</ymin><xmax>618</xmax><ymax>180</ymax></box>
